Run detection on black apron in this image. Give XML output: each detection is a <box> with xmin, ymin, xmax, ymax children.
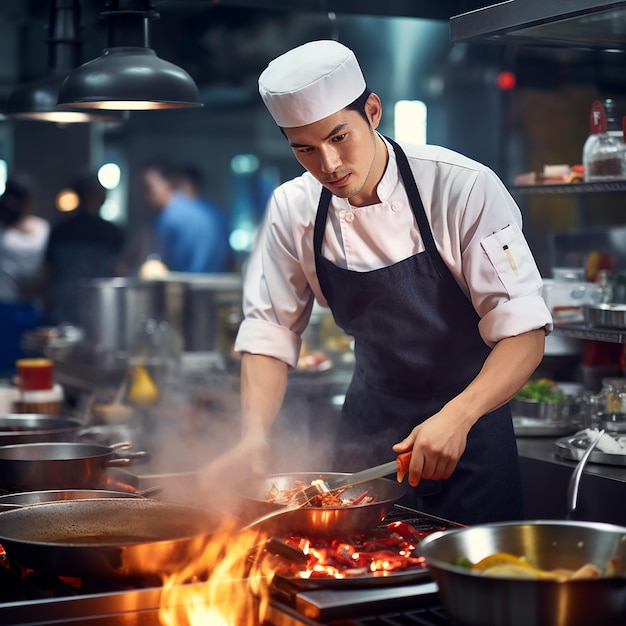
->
<box><xmin>313</xmin><ymin>137</ymin><xmax>523</xmax><ymax>525</ymax></box>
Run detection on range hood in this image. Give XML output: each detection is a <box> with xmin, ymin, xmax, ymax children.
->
<box><xmin>450</xmin><ymin>0</ymin><xmax>626</xmax><ymax>49</ymax></box>
<box><xmin>211</xmin><ymin>0</ymin><xmax>486</xmax><ymax>21</ymax></box>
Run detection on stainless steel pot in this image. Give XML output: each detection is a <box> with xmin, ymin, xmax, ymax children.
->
<box><xmin>417</xmin><ymin>520</ymin><xmax>626</xmax><ymax>626</ymax></box>
<box><xmin>242</xmin><ymin>472</ymin><xmax>406</xmax><ymax>536</ymax></box>
<box><xmin>0</xmin><ymin>499</ymin><xmax>221</xmax><ymax>579</ymax></box>
<box><xmin>77</xmin><ymin>277</ymin><xmax>183</xmax><ymax>353</ymax></box>
<box><xmin>76</xmin><ymin>274</ymin><xmax>242</xmax><ymax>354</ymax></box>
<box><xmin>0</xmin><ymin>441</ymin><xmax>141</xmax><ymax>491</ymax></box>
<box><xmin>0</xmin><ymin>414</ymin><xmax>84</xmax><ymax>445</ymax></box>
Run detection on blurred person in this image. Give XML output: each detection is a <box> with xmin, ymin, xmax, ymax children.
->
<box><xmin>140</xmin><ymin>158</ymin><xmax>230</xmax><ymax>273</ymax></box>
<box><xmin>0</xmin><ymin>171</ymin><xmax>49</xmax><ymax>374</ymax></box>
<box><xmin>0</xmin><ymin>171</ymin><xmax>49</xmax><ymax>303</ymax></box>
<box><xmin>175</xmin><ymin>164</ymin><xmax>231</xmax><ymax>271</ymax></box>
<box><xmin>44</xmin><ymin>170</ymin><xmax>124</xmax><ymax>325</ymax></box>
<box><xmin>203</xmin><ymin>41</ymin><xmax>552</xmax><ymax>525</ymax></box>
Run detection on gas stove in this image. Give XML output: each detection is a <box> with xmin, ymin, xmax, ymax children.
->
<box><xmin>0</xmin><ymin>505</ymin><xmax>459</xmax><ymax>625</ymax></box>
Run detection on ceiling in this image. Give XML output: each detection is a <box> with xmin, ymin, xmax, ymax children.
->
<box><xmin>3</xmin><ymin>0</ymin><xmax>623</xmax><ymax>113</ymax></box>
<box><xmin>0</xmin><ymin>0</ymin><xmax>490</xmax><ymax>103</ymax></box>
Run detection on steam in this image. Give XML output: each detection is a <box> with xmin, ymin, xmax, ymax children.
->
<box><xmin>111</xmin><ymin>359</ymin><xmax>343</xmax><ymax>523</ymax></box>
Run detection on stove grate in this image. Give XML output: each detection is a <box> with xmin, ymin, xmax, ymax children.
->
<box><xmin>343</xmin><ymin>606</ymin><xmax>455</xmax><ymax>625</ymax></box>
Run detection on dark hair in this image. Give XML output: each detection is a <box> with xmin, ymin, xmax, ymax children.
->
<box><xmin>345</xmin><ymin>87</ymin><xmax>372</xmax><ymax>123</ymax></box>
<box><xmin>176</xmin><ymin>164</ymin><xmax>205</xmax><ymax>193</ymax></box>
<box><xmin>140</xmin><ymin>157</ymin><xmax>179</xmax><ymax>182</ymax></box>
<box><xmin>0</xmin><ymin>171</ymin><xmax>37</xmax><ymax>228</ymax></box>
<box><xmin>71</xmin><ymin>170</ymin><xmax>105</xmax><ymax>203</ymax></box>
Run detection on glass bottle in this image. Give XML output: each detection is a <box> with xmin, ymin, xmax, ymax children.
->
<box><xmin>583</xmin><ymin>99</ymin><xmax>626</xmax><ymax>182</ymax></box>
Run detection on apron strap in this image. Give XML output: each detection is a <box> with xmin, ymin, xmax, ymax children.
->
<box><xmin>313</xmin><ymin>186</ymin><xmax>332</xmax><ymax>279</ymax></box>
<box><xmin>314</xmin><ymin>137</ymin><xmax>450</xmax><ymax>280</ymax></box>
<box><xmin>384</xmin><ymin>136</ymin><xmax>449</xmax><ymax>278</ymax></box>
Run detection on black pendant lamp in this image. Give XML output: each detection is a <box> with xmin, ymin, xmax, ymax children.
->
<box><xmin>57</xmin><ymin>0</ymin><xmax>202</xmax><ymax>111</ymax></box>
<box><xmin>5</xmin><ymin>0</ymin><xmax>125</xmax><ymax>123</ymax></box>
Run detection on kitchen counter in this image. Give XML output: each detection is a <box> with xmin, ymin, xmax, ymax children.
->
<box><xmin>516</xmin><ymin>436</ymin><xmax>626</xmax><ymax>526</ymax></box>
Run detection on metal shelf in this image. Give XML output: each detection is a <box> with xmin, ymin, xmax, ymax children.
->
<box><xmin>510</xmin><ymin>181</ymin><xmax>626</xmax><ymax>194</ymax></box>
<box><xmin>450</xmin><ymin>0</ymin><xmax>626</xmax><ymax>50</ymax></box>
<box><xmin>553</xmin><ymin>322</ymin><xmax>626</xmax><ymax>343</ymax></box>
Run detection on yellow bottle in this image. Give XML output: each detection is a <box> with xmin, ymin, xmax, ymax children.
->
<box><xmin>129</xmin><ymin>364</ymin><xmax>159</xmax><ymax>404</ymax></box>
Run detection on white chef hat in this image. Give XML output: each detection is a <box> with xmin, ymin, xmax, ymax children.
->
<box><xmin>258</xmin><ymin>40</ymin><xmax>366</xmax><ymax>128</ymax></box>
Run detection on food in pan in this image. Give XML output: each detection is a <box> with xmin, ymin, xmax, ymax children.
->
<box><xmin>266</xmin><ymin>479</ymin><xmax>376</xmax><ymax>507</ymax></box>
<box><xmin>456</xmin><ymin>551</ymin><xmax>620</xmax><ymax>581</ymax></box>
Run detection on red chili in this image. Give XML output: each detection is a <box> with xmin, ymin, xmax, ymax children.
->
<box><xmin>350</xmin><ymin>491</ymin><xmax>370</xmax><ymax>505</ymax></box>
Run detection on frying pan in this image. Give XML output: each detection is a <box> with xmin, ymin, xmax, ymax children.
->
<box><xmin>242</xmin><ymin>472</ymin><xmax>406</xmax><ymax>536</ymax></box>
<box><xmin>0</xmin><ymin>488</ymin><xmax>146</xmax><ymax>511</ymax></box>
<box><xmin>0</xmin><ymin>414</ymin><xmax>84</xmax><ymax>445</ymax></box>
<box><xmin>0</xmin><ymin>499</ymin><xmax>221</xmax><ymax>579</ymax></box>
<box><xmin>0</xmin><ymin>441</ymin><xmax>144</xmax><ymax>491</ymax></box>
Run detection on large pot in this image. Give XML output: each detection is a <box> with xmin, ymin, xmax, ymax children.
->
<box><xmin>0</xmin><ymin>499</ymin><xmax>221</xmax><ymax>579</ymax></box>
<box><xmin>77</xmin><ymin>277</ymin><xmax>183</xmax><ymax>353</ymax></box>
<box><xmin>417</xmin><ymin>520</ymin><xmax>626</xmax><ymax>626</ymax></box>
<box><xmin>0</xmin><ymin>442</ymin><xmax>139</xmax><ymax>491</ymax></box>
<box><xmin>242</xmin><ymin>472</ymin><xmax>406</xmax><ymax>537</ymax></box>
<box><xmin>0</xmin><ymin>414</ymin><xmax>84</xmax><ymax>445</ymax></box>
<box><xmin>76</xmin><ymin>274</ymin><xmax>242</xmax><ymax>354</ymax></box>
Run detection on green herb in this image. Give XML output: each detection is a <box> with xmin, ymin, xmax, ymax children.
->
<box><xmin>516</xmin><ymin>379</ymin><xmax>564</xmax><ymax>403</ymax></box>
<box><xmin>455</xmin><ymin>556</ymin><xmax>473</xmax><ymax>569</ymax></box>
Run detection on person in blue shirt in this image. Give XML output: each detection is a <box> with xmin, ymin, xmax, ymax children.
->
<box><xmin>140</xmin><ymin>159</ymin><xmax>230</xmax><ymax>273</ymax></box>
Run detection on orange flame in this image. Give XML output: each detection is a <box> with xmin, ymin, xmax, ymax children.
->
<box><xmin>158</xmin><ymin>516</ymin><xmax>273</xmax><ymax>626</ymax></box>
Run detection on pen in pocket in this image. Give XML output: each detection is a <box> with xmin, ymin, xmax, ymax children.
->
<box><xmin>503</xmin><ymin>244</ymin><xmax>519</xmax><ymax>276</ymax></box>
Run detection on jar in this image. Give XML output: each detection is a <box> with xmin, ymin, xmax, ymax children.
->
<box><xmin>598</xmin><ymin>377</ymin><xmax>626</xmax><ymax>412</ymax></box>
<box><xmin>583</xmin><ymin>99</ymin><xmax>626</xmax><ymax>182</ymax></box>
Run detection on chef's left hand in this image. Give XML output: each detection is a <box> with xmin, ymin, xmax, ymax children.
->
<box><xmin>392</xmin><ymin>407</ymin><xmax>470</xmax><ymax>487</ymax></box>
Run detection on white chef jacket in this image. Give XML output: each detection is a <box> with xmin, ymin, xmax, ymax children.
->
<box><xmin>235</xmin><ymin>138</ymin><xmax>553</xmax><ymax>369</ymax></box>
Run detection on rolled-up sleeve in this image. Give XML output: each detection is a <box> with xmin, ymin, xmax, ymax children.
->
<box><xmin>479</xmin><ymin>295</ymin><xmax>552</xmax><ymax>346</ymax></box>
<box><xmin>234</xmin><ymin>185</ymin><xmax>317</xmax><ymax>369</ymax></box>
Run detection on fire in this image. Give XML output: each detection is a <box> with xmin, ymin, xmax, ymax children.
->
<box><xmin>158</xmin><ymin>516</ymin><xmax>273</xmax><ymax>626</ymax></box>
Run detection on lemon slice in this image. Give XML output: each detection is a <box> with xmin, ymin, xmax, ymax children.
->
<box><xmin>471</xmin><ymin>552</ymin><xmax>532</xmax><ymax>571</ymax></box>
<box><xmin>471</xmin><ymin>552</ymin><xmax>556</xmax><ymax>580</ymax></box>
<box><xmin>481</xmin><ymin>564</ymin><xmax>541</xmax><ymax>579</ymax></box>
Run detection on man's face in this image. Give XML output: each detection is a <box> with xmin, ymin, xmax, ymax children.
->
<box><xmin>283</xmin><ymin>94</ymin><xmax>385</xmax><ymax>207</ymax></box>
<box><xmin>141</xmin><ymin>168</ymin><xmax>173</xmax><ymax>212</ymax></box>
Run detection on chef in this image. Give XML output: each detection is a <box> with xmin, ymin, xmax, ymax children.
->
<box><xmin>228</xmin><ymin>40</ymin><xmax>552</xmax><ymax>524</ymax></box>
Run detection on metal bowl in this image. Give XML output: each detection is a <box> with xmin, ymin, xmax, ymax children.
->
<box><xmin>418</xmin><ymin>520</ymin><xmax>626</xmax><ymax>626</ymax></box>
<box><xmin>242</xmin><ymin>472</ymin><xmax>405</xmax><ymax>537</ymax></box>
<box><xmin>584</xmin><ymin>303</ymin><xmax>626</xmax><ymax>329</ymax></box>
<box><xmin>596</xmin><ymin>412</ymin><xmax>626</xmax><ymax>434</ymax></box>
<box><xmin>510</xmin><ymin>397</ymin><xmax>582</xmax><ymax>423</ymax></box>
